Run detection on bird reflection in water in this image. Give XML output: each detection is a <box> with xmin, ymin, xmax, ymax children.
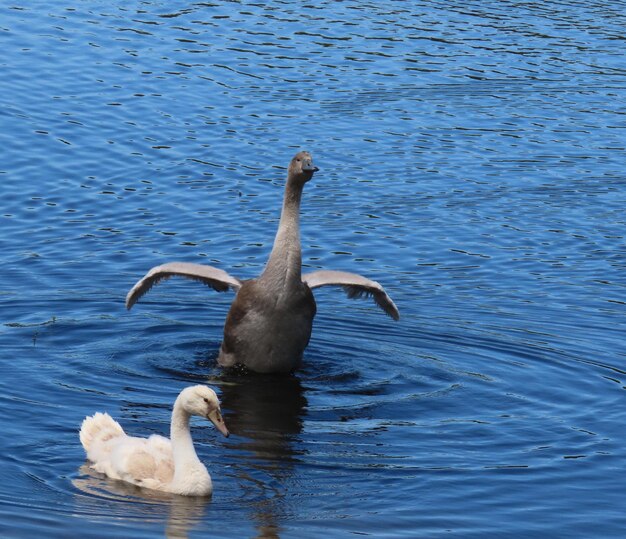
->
<box><xmin>216</xmin><ymin>370</ymin><xmax>308</xmax><ymax>539</ymax></box>
<box><xmin>73</xmin><ymin>372</ymin><xmax>308</xmax><ymax>539</ymax></box>
<box><xmin>73</xmin><ymin>464</ymin><xmax>209</xmax><ymax>539</ymax></box>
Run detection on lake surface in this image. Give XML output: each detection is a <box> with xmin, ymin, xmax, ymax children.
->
<box><xmin>2</xmin><ymin>1</ymin><xmax>626</xmax><ymax>537</ymax></box>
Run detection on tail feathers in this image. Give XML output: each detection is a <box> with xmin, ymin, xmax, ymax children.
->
<box><xmin>80</xmin><ymin>412</ymin><xmax>125</xmax><ymax>452</ymax></box>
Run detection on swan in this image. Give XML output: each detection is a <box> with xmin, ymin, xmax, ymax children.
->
<box><xmin>126</xmin><ymin>151</ymin><xmax>400</xmax><ymax>373</ymax></box>
<box><xmin>79</xmin><ymin>385</ymin><xmax>229</xmax><ymax>496</ymax></box>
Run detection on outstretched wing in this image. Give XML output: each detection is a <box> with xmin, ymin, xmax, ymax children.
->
<box><xmin>125</xmin><ymin>262</ymin><xmax>242</xmax><ymax>309</ymax></box>
<box><xmin>302</xmin><ymin>270</ymin><xmax>399</xmax><ymax>321</ymax></box>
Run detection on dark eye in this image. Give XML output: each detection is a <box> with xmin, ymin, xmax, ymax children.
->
<box><xmin>203</xmin><ymin>397</ymin><xmax>209</xmax><ymax>404</ymax></box>
<box><xmin>296</xmin><ymin>158</ymin><xmax>301</xmax><ymax>162</ymax></box>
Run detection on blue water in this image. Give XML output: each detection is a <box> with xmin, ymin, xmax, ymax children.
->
<box><xmin>2</xmin><ymin>1</ymin><xmax>626</xmax><ymax>537</ymax></box>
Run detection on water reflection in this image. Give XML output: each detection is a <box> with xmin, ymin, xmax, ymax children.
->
<box><xmin>4</xmin><ymin>0</ymin><xmax>626</xmax><ymax>535</ymax></box>
<box><xmin>70</xmin><ymin>367</ymin><xmax>307</xmax><ymax>539</ymax></box>
<box><xmin>217</xmin><ymin>372</ymin><xmax>307</xmax><ymax>539</ymax></box>
<box><xmin>73</xmin><ymin>465</ymin><xmax>209</xmax><ymax>539</ymax></box>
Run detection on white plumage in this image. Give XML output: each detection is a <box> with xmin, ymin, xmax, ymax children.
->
<box><xmin>79</xmin><ymin>386</ymin><xmax>229</xmax><ymax>496</ymax></box>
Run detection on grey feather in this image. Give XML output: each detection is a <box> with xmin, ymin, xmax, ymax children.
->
<box><xmin>126</xmin><ymin>262</ymin><xmax>241</xmax><ymax>310</ymax></box>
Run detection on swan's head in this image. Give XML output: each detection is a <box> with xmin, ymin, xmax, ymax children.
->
<box><xmin>179</xmin><ymin>385</ymin><xmax>229</xmax><ymax>437</ymax></box>
<box><xmin>288</xmin><ymin>151</ymin><xmax>319</xmax><ymax>183</ymax></box>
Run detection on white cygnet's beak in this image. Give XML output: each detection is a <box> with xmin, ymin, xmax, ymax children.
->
<box><xmin>207</xmin><ymin>408</ymin><xmax>229</xmax><ymax>437</ymax></box>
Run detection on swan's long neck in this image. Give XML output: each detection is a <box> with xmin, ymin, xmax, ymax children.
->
<box><xmin>261</xmin><ymin>179</ymin><xmax>304</xmax><ymax>289</ymax></box>
<box><xmin>170</xmin><ymin>399</ymin><xmax>202</xmax><ymax>476</ymax></box>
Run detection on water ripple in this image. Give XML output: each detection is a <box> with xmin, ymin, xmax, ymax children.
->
<box><xmin>2</xmin><ymin>0</ymin><xmax>626</xmax><ymax>537</ymax></box>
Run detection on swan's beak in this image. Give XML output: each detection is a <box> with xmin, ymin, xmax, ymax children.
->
<box><xmin>208</xmin><ymin>409</ymin><xmax>229</xmax><ymax>437</ymax></box>
<box><xmin>302</xmin><ymin>159</ymin><xmax>319</xmax><ymax>173</ymax></box>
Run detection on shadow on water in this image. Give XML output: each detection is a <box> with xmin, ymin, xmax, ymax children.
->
<box><xmin>216</xmin><ymin>371</ymin><xmax>308</xmax><ymax>539</ymax></box>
